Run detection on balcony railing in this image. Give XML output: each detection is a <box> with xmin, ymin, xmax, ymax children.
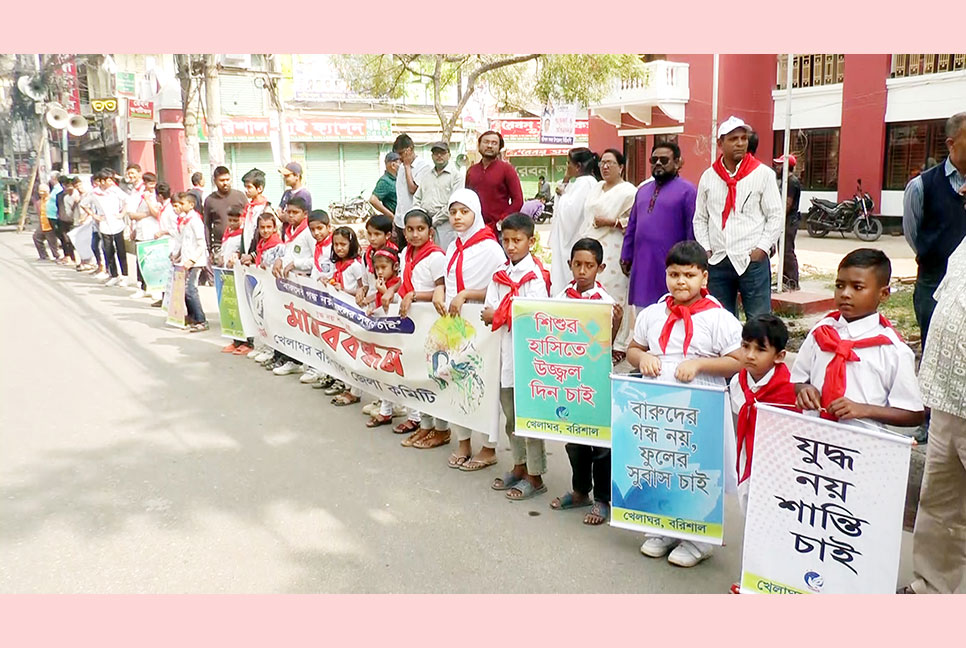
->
<box><xmin>776</xmin><ymin>55</ymin><xmax>845</xmax><ymax>90</ymax></box>
<box><xmin>891</xmin><ymin>54</ymin><xmax>966</xmax><ymax>78</ymax></box>
<box><xmin>591</xmin><ymin>60</ymin><xmax>689</xmax><ymax>125</ymax></box>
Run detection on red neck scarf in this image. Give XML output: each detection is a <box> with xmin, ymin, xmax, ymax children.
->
<box><xmin>711</xmin><ymin>154</ymin><xmax>760</xmax><ymax>229</ymax></box>
<box><xmin>736</xmin><ymin>364</ymin><xmax>797</xmax><ymax>484</ymax></box>
<box><xmin>177</xmin><ymin>210</ymin><xmax>200</xmax><ymax>233</ymax></box>
<box><xmin>565</xmin><ymin>281</ymin><xmax>604</xmax><ymax>300</ymax></box>
<box><xmin>242</xmin><ymin>196</ymin><xmax>268</xmax><ymax>227</ymax></box>
<box><xmin>283</xmin><ymin>219</ymin><xmax>307</xmax><ymax>243</ymax></box>
<box><xmin>811</xmin><ymin>312</ymin><xmax>895</xmax><ymax>419</ymax></box>
<box><xmin>365</xmin><ymin>241</ymin><xmax>398</xmax><ymax>274</ymax></box>
<box><xmin>313</xmin><ymin>234</ymin><xmax>332</xmax><ymax>272</ymax></box>
<box><xmin>332</xmin><ymin>258</ymin><xmax>356</xmax><ymax>289</ymax></box>
<box><xmin>532</xmin><ymin>255</ymin><xmax>552</xmax><ymax>294</ymax></box>
<box><xmin>658</xmin><ymin>290</ymin><xmax>720</xmax><ymax>356</ymax></box>
<box><xmin>447</xmin><ymin>228</ymin><xmax>498</xmax><ymax>293</ymax></box>
<box><xmin>255</xmin><ymin>233</ymin><xmax>281</xmax><ymax>265</ymax></box>
<box><xmin>491</xmin><ymin>266</ymin><xmax>538</xmax><ymax>331</ymax></box>
<box><xmin>375</xmin><ymin>276</ymin><xmax>402</xmax><ymax>308</ymax></box>
<box><xmin>221</xmin><ymin>227</ymin><xmax>243</xmax><ymax>244</ymax></box>
<box><xmin>399</xmin><ymin>241</ymin><xmax>443</xmax><ymax>298</ymax></box>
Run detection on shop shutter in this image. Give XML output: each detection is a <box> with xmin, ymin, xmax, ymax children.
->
<box><xmin>231</xmin><ymin>143</ymin><xmax>284</xmax><ymax>204</ymax></box>
<box><xmin>305</xmin><ymin>143</ymin><xmax>342</xmax><ymax>210</ymax></box>
<box><xmin>220</xmin><ymin>74</ymin><xmax>266</xmax><ymax>116</ymax></box>
<box><xmin>341</xmin><ymin>144</ymin><xmax>381</xmax><ymax>200</ymax></box>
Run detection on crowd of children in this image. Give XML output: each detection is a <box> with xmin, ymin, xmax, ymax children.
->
<box><xmin>44</xmin><ymin>164</ymin><xmax>926</xmax><ymax>589</ymax></box>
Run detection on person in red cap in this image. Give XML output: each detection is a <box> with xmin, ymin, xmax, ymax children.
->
<box><xmin>773</xmin><ymin>154</ymin><xmax>801</xmax><ymax>290</ymax></box>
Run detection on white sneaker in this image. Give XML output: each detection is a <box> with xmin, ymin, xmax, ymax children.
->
<box><xmin>253</xmin><ymin>349</ymin><xmax>274</xmax><ymax>363</ymax></box>
<box><xmin>131</xmin><ymin>289</ymin><xmax>146</xmax><ymax>299</ymax></box>
<box><xmin>391</xmin><ymin>405</ymin><xmax>409</xmax><ymax>418</ymax></box>
<box><xmin>300</xmin><ymin>368</ymin><xmax>321</xmax><ymax>384</ymax></box>
<box><xmin>247</xmin><ymin>346</ymin><xmax>262</xmax><ymax>359</ymax></box>
<box><xmin>118</xmin><ymin>276</ymin><xmax>129</xmax><ymax>287</ymax></box>
<box><xmin>640</xmin><ymin>534</ymin><xmax>678</xmax><ymax>558</ymax></box>
<box><xmin>362</xmin><ymin>400</ymin><xmax>381</xmax><ymax>416</ymax></box>
<box><xmin>105</xmin><ymin>277</ymin><xmax>119</xmax><ymax>286</ymax></box>
<box><xmin>273</xmin><ymin>361</ymin><xmax>302</xmax><ymax>376</ymax></box>
<box><xmin>667</xmin><ymin>540</ymin><xmax>713</xmax><ymax>568</ymax></box>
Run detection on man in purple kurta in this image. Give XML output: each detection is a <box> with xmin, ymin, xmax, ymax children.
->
<box><xmin>620</xmin><ymin>142</ymin><xmax>697</xmax><ymax>307</ymax></box>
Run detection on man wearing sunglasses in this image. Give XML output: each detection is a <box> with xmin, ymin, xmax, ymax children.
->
<box><xmin>620</xmin><ymin>141</ymin><xmax>697</xmax><ymax>308</ymax></box>
<box><xmin>693</xmin><ymin>116</ymin><xmax>784</xmax><ymax>319</ymax></box>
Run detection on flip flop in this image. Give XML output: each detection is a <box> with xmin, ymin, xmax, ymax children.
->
<box><xmin>583</xmin><ymin>501</ymin><xmax>611</xmax><ymax>525</ymax></box>
<box><xmin>550</xmin><ymin>492</ymin><xmax>593</xmax><ymax>511</ymax></box>
<box><xmin>491</xmin><ymin>472</ymin><xmax>524</xmax><ymax>491</ymax></box>
<box><xmin>506</xmin><ymin>481</ymin><xmax>548</xmax><ymax>501</ymax></box>
<box><xmin>459</xmin><ymin>456</ymin><xmax>498</xmax><ymax>472</ymax></box>
<box><xmin>448</xmin><ymin>453</ymin><xmax>470</xmax><ymax>469</ymax></box>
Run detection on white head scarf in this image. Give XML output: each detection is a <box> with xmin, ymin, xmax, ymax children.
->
<box><xmin>447</xmin><ymin>188</ymin><xmax>484</xmax><ymax>242</ymax></box>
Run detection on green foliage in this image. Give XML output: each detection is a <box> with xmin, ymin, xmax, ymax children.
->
<box><xmin>535</xmin><ymin>55</ymin><xmax>646</xmax><ymax>105</ymax></box>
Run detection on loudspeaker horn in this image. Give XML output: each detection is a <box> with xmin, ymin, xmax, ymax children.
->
<box><xmin>67</xmin><ymin>114</ymin><xmax>89</xmax><ymax>137</ymax></box>
<box><xmin>17</xmin><ymin>75</ymin><xmax>46</xmax><ymax>101</ymax></box>
<box><xmin>45</xmin><ymin>103</ymin><xmax>70</xmax><ymax>130</ymax></box>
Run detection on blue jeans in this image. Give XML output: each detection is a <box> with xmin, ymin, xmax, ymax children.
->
<box><xmin>185</xmin><ymin>267</ymin><xmax>206</xmax><ymax>324</ymax></box>
<box><xmin>707</xmin><ymin>256</ymin><xmax>772</xmax><ymax>320</ymax></box>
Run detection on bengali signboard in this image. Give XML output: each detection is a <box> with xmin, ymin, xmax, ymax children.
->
<box><xmin>512</xmin><ymin>298</ymin><xmax>612</xmax><ymax>446</ymax></box>
<box><xmin>610</xmin><ymin>376</ymin><xmax>727</xmax><ymax>545</ymax></box>
<box><xmin>128</xmin><ymin>100</ymin><xmax>154</xmax><ymax>120</ymax></box>
<box><xmin>239</xmin><ymin>267</ymin><xmax>502</xmax><ymax>436</ymax></box>
<box><xmin>214</xmin><ymin>267</ymin><xmax>246</xmax><ymax>341</ymax></box>
<box><xmin>201</xmin><ymin>116</ymin><xmax>393</xmax><ymax>142</ymax></box>
<box><xmin>493</xmin><ymin>118</ymin><xmax>589</xmax><ymax>141</ymax></box>
<box><xmin>739</xmin><ymin>406</ymin><xmax>911</xmax><ymax>594</ymax></box>
<box><xmin>539</xmin><ymin>103</ymin><xmax>578</xmax><ymax>145</ymax></box>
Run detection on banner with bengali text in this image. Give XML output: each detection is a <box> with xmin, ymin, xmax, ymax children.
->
<box><xmin>610</xmin><ymin>375</ymin><xmax>727</xmax><ymax>545</ymax></box>
<box><xmin>136</xmin><ymin>238</ymin><xmax>172</xmax><ymax>293</ymax></box>
<box><xmin>512</xmin><ymin>298</ymin><xmax>612</xmax><ymax>447</ymax></box>
<box><xmin>739</xmin><ymin>406</ymin><xmax>911</xmax><ymax>594</ymax></box>
<box><xmin>239</xmin><ymin>267</ymin><xmax>502</xmax><ymax>437</ymax></box>
<box><xmin>214</xmin><ymin>267</ymin><xmax>245</xmax><ymax>341</ymax></box>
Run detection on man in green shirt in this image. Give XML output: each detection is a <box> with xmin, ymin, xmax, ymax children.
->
<box><xmin>369</xmin><ymin>152</ymin><xmax>400</xmax><ymax>219</ymax></box>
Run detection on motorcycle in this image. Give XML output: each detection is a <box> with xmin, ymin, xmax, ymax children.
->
<box><xmin>534</xmin><ymin>196</ymin><xmax>554</xmax><ymax>224</ymax></box>
<box><xmin>804</xmin><ymin>179</ymin><xmax>882</xmax><ymax>242</ymax></box>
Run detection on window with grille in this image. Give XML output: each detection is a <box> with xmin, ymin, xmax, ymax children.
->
<box><xmin>882</xmin><ymin>119</ymin><xmax>948</xmax><ymax>190</ymax></box>
<box><xmin>777</xmin><ymin>55</ymin><xmax>845</xmax><ymax>89</ymax></box>
<box><xmin>773</xmin><ymin>128</ymin><xmax>840</xmax><ymax>191</ymax></box>
<box><xmin>891</xmin><ymin>54</ymin><xmax>966</xmax><ymax>77</ymax></box>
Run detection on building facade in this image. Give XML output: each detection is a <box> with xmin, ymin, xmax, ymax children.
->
<box><xmin>588</xmin><ymin>54</ymin><xmax>966</xmax><ymax>218</ymax></box>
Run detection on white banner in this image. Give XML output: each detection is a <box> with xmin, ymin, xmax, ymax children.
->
<box><xmin>539</xmin><ymin>103</ymin><xmax>577</xmax><ymax>146</ymax></box>
<box><xmin>67</xmin><ymin>220</ymin><xmax>94</xmax><ymax>261</ymax></box>
<box><xmin>239</xmin><ymin>267</ymin><xmax>502</xmax><ymax>437</ymax></box>
<box><xmin>234</xmin><ymin>265</ymin><xmax>257</xmax><ymax>339</ymax></box>
<box><xmin>740</xmin><ymin>406</ymin><xmax>912</xmax><ymax>594</ymax></box>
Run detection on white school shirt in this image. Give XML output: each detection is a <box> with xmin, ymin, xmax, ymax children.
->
<box><xmin>553</xmin><ymin>280</ymin><xmax>616</xmax><ymax>304</ymax></box>
<box><xmin>334</xmin><ymin>258</ymin><xmax>365</xmax><ymax>294</ymax></box>
<box><xmin>129</xmin><ymin>190</ymin><xmax>160</xmax><ymax>241</ymax></box>
<box><xmin>281</xmin><ymin>222</ymin><xmax>316</xmax><ymax>275</ymax></box>
<box><xmin>399</xmin><ymin>247</ymin><xmax>446</xmax><ymax>292</ymax></box>
<box><xmin>394</xmin><ymin>157</ymin><xmax>432</xmax><ymax>228</ymax></box>
<box><xmin>729</xmin><ymin>366</ymin><xmax>777</xmax><ymax>481</ymax></box>
<box><xmin>310</xmin><ymin>241</ymin><xmax>334</xmax><ymax>282</ymax></box>
<box><xmin>219</xmin><ymin>233</ymin><xmax>244</xmax><ymax>264</ymax></box>
<box><xmin>242</xmin><ymin>200</ymin><xmax>272</xmax><ymax>253</ymax></box>
<box><xmin>484</xmin><ymin>254</ymin><xmax>550</xmax><ymax>388</ymax></box>
<box><xmin>158</xmin><ymin>202</ymin><xmax>180</xmax><ymax>254</ymax></box>
<box><xmin>633</xmin><ymin>293</ymin><xmax>743</xmax><ymax>382</ymax></box>
<box><xmin>789</xmin><ymin>312</ymin><xmax>924</xmax><ymax>426</ymax></box>
<box><xmin>175</xmin><ymin>212</ymin><xmax>208</xmax><ymax>266</ymax></box>
<box><xmin>257</xmin><ymin>242</ymin><xmax>286</xmax><ymax>270</ymax></box>
<box><xmin>693</xmin><ymin>160</ymin><xmax>784</xmax><ymax>275</ymax></box>
<box><xmin>93</xmin><ymin>185</ymin><xmax>127</xmax><ymax>235</ymax></box>
<box><xmin>443</xmin><ymin>238</ymin><xmax>507</xmax><ymax>305</ymax></box>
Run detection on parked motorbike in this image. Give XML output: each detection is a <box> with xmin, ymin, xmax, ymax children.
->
<box><xmin>804</xmin><ymin>179</ymin><xmax>882</xmax><ymax>242</ymax></box>
<box><xmin>535</xmin><ymin>196</ymin><xmax>554</xmax><ymax>224</ymax></box>
<box><xmin>329</xmin><ymin>193</ymin><xmax>375</xmax><ymax>224</ymax></box>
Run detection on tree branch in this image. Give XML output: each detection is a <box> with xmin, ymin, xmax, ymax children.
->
<box><xmin>394</xmin><ymin>54</ymin><xmax>435</xmax><ymax>81</ymax></box>
<box><xmin>443</xmin><ymin>54</ymin><xmax>542</xmax><ymax>138</ymax></box>
<box><xmin>431</xmin><ymin>55</ymin><xmax>446</xmax><ymax>132</ymax></box>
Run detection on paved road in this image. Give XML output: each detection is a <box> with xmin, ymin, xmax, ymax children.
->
<box><xmin>0</xmin><ymin>232</ymin><xmax>918</xmax><ymax>593</ymax></box>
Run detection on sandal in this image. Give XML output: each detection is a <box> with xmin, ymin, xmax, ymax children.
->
<box><xmin>392</xmin><ymin>419</ymin><xmax>421</xmax><ymax>435</ymax></box>
<box><xmin>332</xmin><ymin>392</ymin><xmax>360</xmax><ymax>406</ymax></box>
<box><xmin>583</xmin><ymin>501</ymin><xmax>610</xmax><ymax>525</ymax></box>
<box><xmin>447</xmin><ymin>452</ymin><xmax>470</xmax><ymax>469</ymax></box>
<box><xmin>366</xmin><ymin>414</ymin><xmax>393</xmax><ymax>428</ymax></box>
<box><xmin>401</xmin><ymin>429</ymin><xmax>431</xmax><ymax>448</ymax></box>
<box><xmin>506</xmin><ymin>480</ymin><xmax>548</xmax><ymax>501</ymax></box>
<box><xmin>312</xmin><ymin>376</ymin><xmax>336</xmax><ymax>390</ymax></box>
<box><xmin>188</xmin><ymin>322</ymin><xmax>209</xmax><ymax>333</ymax></box>
<box><xmin>323</xmin><ymin>381</ymin><xmax>346</xmax><ymax>396</ymax></box>
<box><xmin>414</xmin><ymin>429</ymin><xmax>451</xmax><ymax>449</ymax></box>
<box><xmin>459</xmin><ymin>455</ymin><xmax>498</xmax><ymax>472</ymax></box>
<box><xmin>550</xmin><ymin>492</ymin><xmax>593</xmax><ymax>510</ymax></box>
<box><xmin>491</xmin><ymin>472</ymin><xmax>524</xmax><ymax>491</ymax></box>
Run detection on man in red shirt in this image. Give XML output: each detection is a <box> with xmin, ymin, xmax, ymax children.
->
<box><xmin>465</xmin><ymin>130</ymin><xmax>524</xmax><ymax>235</ymax></box>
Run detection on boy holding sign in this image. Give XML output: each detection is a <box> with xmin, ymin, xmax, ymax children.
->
<box><xmin>482</xmin><ymin>213</ymin><xmax>550</xmax><ymax>500</ymax></box>
<box><xmin>792</xmin><ymin>249</ymin><xmax>923</xmax><ymax>428</ymax></box>
<box><xmin>550</xmin><ymin>238</ymin><xmax>623</xmax><ymax>525</ymax></box>
<box><xmin>626</xmin><ymin>240</ymin><xmax>743</xmax><ymax>567</ymax></box>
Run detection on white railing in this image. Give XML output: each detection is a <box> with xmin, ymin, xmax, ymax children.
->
<box><xmin>595</xmin><ymin>60</ymin><xmax>690</xmax><ymax>107</ymax></box>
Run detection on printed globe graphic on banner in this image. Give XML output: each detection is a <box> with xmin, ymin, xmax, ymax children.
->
<box><xmin>245</xmin><ymin>275</ymin><xmax>266</xmax><ymax>331</ymax></box>
<box><xmin>425</xmin><ymin>316</ymin><xmax>485</xmax><ymax>414</ymax></box>
<box><xmin>804</xmin><ymin>571</ymin><xmax>825</xmax><ymax>592</ymax></box>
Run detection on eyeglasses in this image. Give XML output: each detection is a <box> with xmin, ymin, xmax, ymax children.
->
<box><xmin>649</xmin><ymin>156</ymin><xmax>672</xmax><ymax>166</ymax></box>
<box><xmin>600</xmin><ymin>160</ymin><xmax>620</xmax><ymax>168</ymax></box>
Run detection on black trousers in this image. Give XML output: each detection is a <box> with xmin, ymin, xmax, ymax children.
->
<box><xmin>566</xmin><ymin>443</ymin><xmax>611</xmax><ymax>502</ymax></box>
<box><xmin>54</xmin><ymin>220</ymin><xmax>75</xmax><ymax>261</ymax></box>
<box><xmin>101</xmin><ymin>232</ymin><xmax>128</xmax><ymax>278</ymax></box>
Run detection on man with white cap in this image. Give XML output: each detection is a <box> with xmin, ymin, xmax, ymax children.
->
<box><xmin>693</xmin><ymin>116</ymin><xmax>784</xmax><ymax>319</ymax></box>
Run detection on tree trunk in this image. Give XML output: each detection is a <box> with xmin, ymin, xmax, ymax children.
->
<box><xmin>203</xmin><ymin>54</ymin><xmax>225</xmax><ymax>172</ymax></box>
<box><xmin>180</xmin><ymin>57</ymin><xmax>202</xmax><ymax>175</ymax></box>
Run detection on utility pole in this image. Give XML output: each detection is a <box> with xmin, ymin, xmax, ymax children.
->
<box><xmin>204</xmin><ymin>54</ymin><xmax>225</xmax><ymax>175</ymax></box>
<box><xmin>179</xmin><ymin>55</ymin><xmax>202</xmax><ymax>176</ymax></box>
<box><xmin>776</xmin><ymin>54</ymin><xmax>795</xmax><ymax>294</ymax></box>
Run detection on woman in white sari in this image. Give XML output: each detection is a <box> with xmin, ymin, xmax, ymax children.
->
<box><xmin>548</xmin><ymin>148</ymin><xmax>601</xmax><ymax>294</ymax></box>
<box><xmin>580</xmin><ymin>148</ymin><xmax>637</xmax><ymax>353</ymax></box>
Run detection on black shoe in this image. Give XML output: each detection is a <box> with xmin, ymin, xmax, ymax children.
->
<box><xmin>151</xmin><ymin>299</ymin><xmax>163</xmax><ymax>308</ymax></box>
